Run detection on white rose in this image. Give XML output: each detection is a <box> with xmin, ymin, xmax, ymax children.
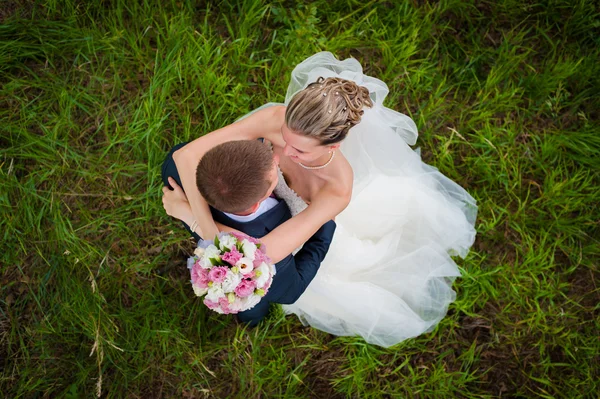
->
<box><xmin>242</xmin><ymin>294</ymin><xmax>262</xmax><ymax>311</ymax></box>
<box><xmin>241</xmin><ymin>239</ymin><xmax>257</xmax><ymax>260</ymax></box>
<box><xmin>228</xmin><ymin>298</ymin><xmax>244</xmax><ymax>312</ymax></box>
<box><xmin>219</xmin><ymin>235</ymin><xmax>237</xmax><ymax>251</ymax></box>
<box><xmin>198</xmin><ymin>256</ymin><xmax>212</xmax><ymax>269</ymax></box>
<box><xmin>204</xmin><ymin>244</ymin><xmax>221</xmax><ymax>258</ymax></box>
<box><xmin>193</xmin><ymin>247</ymin><xmax>205</xmax><ymax>257</ymax></box>
<box><xmin>192</xmin><ymin>285</ymin><xmax>208</xmax><ymax>297</ymax></box>
<box><xmin>212</xmin><ymin>307</ymin><xmax>226</xmax><ymax>315</ymax></box>
<box><xmin>205</xmin><ymin>285</ymin><xmax>225</xmax><ymax>302</ymax></box>
<box><xmin>221</xmin><ymin>270</ymin><xmax>242</xmax><ymax>293</ymax></box>
<box><xmin>202</xmin><ymin>244</ymin><xmax>221</xmax><ymax>267</ymax></box>
<box><xmin>254</xmin><ymin>262</ymin><xmax>270</xmax><ymax>288</ymax></box>
<box><xmin>236</xmin><ymin>257</ymin><xmax>254</xmax><ymax>275</ymax></box>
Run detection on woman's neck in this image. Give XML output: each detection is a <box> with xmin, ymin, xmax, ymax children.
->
<box><xmin>300</xmin><ymin>151</ymin><xmax>334</xmax><ymax>169</ymax></box>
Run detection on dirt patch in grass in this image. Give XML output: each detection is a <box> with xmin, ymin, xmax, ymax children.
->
<box><xmin>0</xmin><ymin>0</ymin><xmax>35</xmax><ymax>23</ymax></box>
<box><xmin>300</xmin><ymin>346</ymin><xmax>347</xmax><ymax>398</ymax></box>
<box><xmin>480</xmin><ymin>347</ymin><xmax>537</xmax><ymax>397</ymax></box>
<box><xmin>566</xmin><ymin>264</ymin><xmax>600</xmax><ymax>318</ymax></box>
<box><xmin>449</xmin><ymin>302</ymin><xmax>534</xmax><ymax>396</ymax></box>
<box><xmin>0</xmin><ymin>308</ymin><xmax>8</xmax><ymax>377</ymax></box>
<box><xmin>0</xmin><ymin>253</ymin><xmax>43</xmax><ymax>393</ymax></box>
<box><xmin>458</xmin><ymin>315</ymin><xmax>493</xmax><ymax>346</ymax></box>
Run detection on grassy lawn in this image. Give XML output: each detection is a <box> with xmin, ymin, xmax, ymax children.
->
<box><xmin>1</xmin><ymin>0</ymin><xmax>598</xmax><ymax>397</ymax></box>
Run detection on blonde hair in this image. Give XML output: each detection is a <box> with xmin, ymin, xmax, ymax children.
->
<box><xmin>285</xmin><ymin>77</ymin><xmax>373</xmax><ymax>145</ymax></box>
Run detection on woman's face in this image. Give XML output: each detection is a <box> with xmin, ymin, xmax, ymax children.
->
<box><xmin>280</xmin><ymin>123</ymin><xmax>331</xmax><ymax>164</ymax></box>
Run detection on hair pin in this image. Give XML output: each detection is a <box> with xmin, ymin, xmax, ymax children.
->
<box><xmin>328</xmin><ymin>110</ymin><xmax>332</xmax><ymax>113</ymax></box>
<box><xmin>323</xmin><ymin>92</ymin><xmax>327</xmax><ymax>96</ymax></box>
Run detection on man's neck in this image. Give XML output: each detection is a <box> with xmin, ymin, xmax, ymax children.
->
<box><xmin>223</xmin><ymin>197</ymin><xmax>279</xmax><ymax>223</ymax></box>
<box><xmin>232</xmin><ymin>203</ymin><xmax>261</xmax><ymax>216</ymax></box>
<box><xmin>234</xmin><ymin>209</ymin><xmax>256</xmax><ymax>216</ymax></box>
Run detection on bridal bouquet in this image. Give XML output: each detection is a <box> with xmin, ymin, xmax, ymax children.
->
<box><xmin>187</xmin><ymin>232</ymin><xmax>275</xmax><ymax>314</ymax></box>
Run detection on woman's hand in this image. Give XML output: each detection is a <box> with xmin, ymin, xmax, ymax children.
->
<box><xmin>162</xmin><ymin>177</ymin><xmax>194</xmax><ymax>225</ymax></box>
<box><xmin>163</xmin><ymin>177</ymin><xmax>246</xmax><ymax>239</ymax></box>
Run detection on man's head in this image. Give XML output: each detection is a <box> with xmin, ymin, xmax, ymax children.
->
<box><xmin>196</xmin><ymin>140</ymin><xmax>279</xmax><ymax>215</ymax></box>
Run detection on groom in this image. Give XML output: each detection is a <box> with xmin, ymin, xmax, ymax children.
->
<box><xmin>161</xmin><ymin>140</ymin><xmax>336</xmax><ymax>326</ymax></box>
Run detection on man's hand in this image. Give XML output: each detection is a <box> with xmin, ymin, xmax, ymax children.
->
<box><xmin>162</xmin><ymin>177</ymin><xmax>194</xmax><ymax>224</ymax></box>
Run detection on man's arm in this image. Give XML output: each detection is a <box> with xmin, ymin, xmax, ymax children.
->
<box><xmin>276</xmin><ymin>220</ymin><xmax>337</xmax><ymax>305</ymax></box>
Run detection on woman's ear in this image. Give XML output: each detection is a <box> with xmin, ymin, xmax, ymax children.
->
<box><xmin>329</xmin><ymin>143</ymin><xmax>341</xmax><ymax>152</ymax></box>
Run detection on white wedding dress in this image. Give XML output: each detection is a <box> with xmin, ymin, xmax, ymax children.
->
<box><xmin>268</xmin><ymin>52</ymin><xmax>477</xmax><ymax>347</ymax></box>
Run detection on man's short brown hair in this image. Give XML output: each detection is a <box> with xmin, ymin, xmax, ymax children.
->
<box><xmin>196</xmin><ymin>140</ymin><xmax>274</xmax><ymax>214</ymax></box>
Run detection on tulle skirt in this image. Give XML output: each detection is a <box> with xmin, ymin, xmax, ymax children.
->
<box><xmin>274</xmin><ymin>52</ymin><xmax>477</xmax><ymax>347</ymax></box>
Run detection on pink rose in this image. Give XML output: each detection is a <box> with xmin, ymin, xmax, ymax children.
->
<box><xmin>252</xmin><ymin>251</ymin><xmax>264</xmax><ymax>267</ymax></box>
<box><xmin>252</xmin><ymin>249</ymin><xmax>271</xmax><ymax>267</ymax></box>
<box><xmin>234</xmin><ymin>279</ymin><xmax>257</xmax><ymax>298</ymax></box>
<box><xmin>208</xmin><ymin>266</ymin><xmax>228</xmax><ymax>283</ymax></box>
<box><xmin>191</xmin><ymin>265</ymin><xmax>210</xmax><ymax>288</ymax></box>
<box><xmin>261</xmin><ymin>274</ymin><xmax>273</xmax><ymax>294</ymax></box>
<box><xmin>203</xmin><ymin>298</ymin><xmax>219</xmax><ymax>310</ymax></box>
<box><xmin>218</xmin><ymin>297</ymin><xmax>232</xmax><ymax>314</ymax></box>
<box><xmin>230</xmin><ymin>231</ymin><xmax>260</xmax><ymax>245</ymax></box>
<box><xmin>221</xmin><ymin>247</ymin><xmax>243</xmax><ymax>266</ymax></box>
<box><xmin>258</xmin><ymin>242</ymin><xmax>267</xmax><ymax>254</ymax></box>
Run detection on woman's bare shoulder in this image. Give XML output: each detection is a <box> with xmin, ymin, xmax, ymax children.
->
<box><xmin>334</xmin><ymin>155</ymin><xmax>354</xmax><ymax>197</ymax></box>
<box><xmin>270</xmin><ymin>104</ymin><xmax>286</xmax><ymax>117</ymax></box>
<box><xmin>262</xmin><ymin>105</ymin><xmax>287</xmax><ymax>143</ymax></box>
<box><xmin>316</xmin><ymin>157</ymin><xmax>353</xmax><ymax>210</ymax></box>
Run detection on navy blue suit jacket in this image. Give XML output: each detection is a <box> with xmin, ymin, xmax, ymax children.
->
<box><xmin>162</xmin><ymin>143</ymin><xmax>336</xmax><ymax>326</ymax></box>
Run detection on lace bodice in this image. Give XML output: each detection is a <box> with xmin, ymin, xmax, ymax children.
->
<box><xmin>274</xmin><ymin>167</ymin><xmax>308</xmax><ymax>217</ymax></box>
<box><xmin>272</xmin><ymin>167</ymin><xmax>308</xmax><ymax>255</ymax></box>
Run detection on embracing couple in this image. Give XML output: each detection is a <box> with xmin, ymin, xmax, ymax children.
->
<box><xmin>161</xmin><ymin>52</ymin><xmax>477</xmax><ymax>347</ymax></box>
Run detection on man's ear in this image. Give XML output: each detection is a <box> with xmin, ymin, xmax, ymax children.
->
<box><xmin>248</xmin><ymin>202</ymin><xmax>261</xmax><ymax>213</ymax></box>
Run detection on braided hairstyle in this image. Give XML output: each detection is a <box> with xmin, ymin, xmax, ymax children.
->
<box><xmin>285</xmin><ymin>77</ymin><xmax>373</xmax><ymax>145</ymax></box>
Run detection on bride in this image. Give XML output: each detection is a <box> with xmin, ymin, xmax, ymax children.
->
<box><xmin>168</xmin><ymin>52</ymin><xmax>477</xmax><ymax>347</ymax></box>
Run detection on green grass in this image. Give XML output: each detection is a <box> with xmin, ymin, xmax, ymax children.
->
<box><xmin>1</xmin><ymin>0</ymin><xmax>599</xmax><ymax>397</ymax></box>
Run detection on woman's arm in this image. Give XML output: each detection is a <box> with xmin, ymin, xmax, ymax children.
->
<box><xmin>163</xmin><ymin>175</ymin><xmax>350</xmax><ymax>263</ymax></box>
<box><xmin>162</xmin><ymin>178</ymin><xmax>241</xmax><ymax>238</ymax></box>
<box><xmin>173</xmin><ymin>105</ymin><xmax>286</xmax><ymax>238</ymax></box>
<box><xmin>262</xmin><ymin>188</ymin><xmax>351</xmax><ymax>263</ymax></box>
